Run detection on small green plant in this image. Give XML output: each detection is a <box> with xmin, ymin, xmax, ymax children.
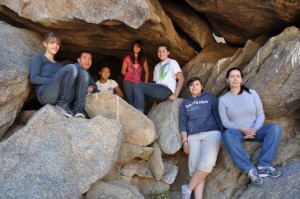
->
<box><xmin>146</xmin><ymin>190</ymin><xmax>170</xmax><ymax>199</ymax></box>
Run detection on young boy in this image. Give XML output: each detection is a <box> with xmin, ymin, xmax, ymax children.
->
<box><xmin>96</xmin><ymin>66</ymin><xmax>124</xmax><ymax>98</ymax></box>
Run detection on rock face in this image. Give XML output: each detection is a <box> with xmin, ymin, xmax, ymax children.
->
<box><xmin>0</xmin><ymin>0</ymin><xmax>196</xmax><ymax>66</ymax></box>
<box><xmin>85</xmin><ymin>92</ymin><xmax>157</xmax><ymax>147</ymax></box>
<box><xmin>181</xmin><ymin>43</ymin><xmax>237</xmax><ymax>97</ymax></box>
<box><xmin>0</xmin><ymin>22</ymin><xmax>43</xmax><ymax>139</ymax></box>
<box><xmin>148</xmin><ymin>99</ymin><xmax>183</xmax><ymax>154</ymax></box>
<box><xmin>160</xmin><ymin>0</ymin><xmax>216</xmax><ymax>49</ymax></box>
<box><xmin>0</xmin><ymin>0</ymin><xmax>299</xmax><ymax>68</ymax></box>
<box><xmin>1</xmin><ymin>0</ymin><xmax>154</xmax><ymax>29</ymax></box>
<box><xmin>186</xmin><ymin>0</ymin><xmax>300</xmax><ymax>45</ymax></box>
<box><xmin>0</xmin><ymin>105</ymin><xmax>123</xmax><ymax>198</ymax></box>
<box><xmin>204</xmin><ymin>40</ymin><xmax>261</xmax><ymax>96</ymax></box>
<box><xmin>242</xmin><ymin>26</ymin><xmax>300</xmax><ymax>120</ymax></box>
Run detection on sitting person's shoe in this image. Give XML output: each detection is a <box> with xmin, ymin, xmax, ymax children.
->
<box><xmin>74</xmin><ymin>110</ymin><xmax>86</xmax><ymax>118</ymax></box>
<box><xmin>181</xmin><ymin>184</ymin><xmax>191</xmax><ymax>199</ymax></box>
<box><xmin>247</xmin><ymin>167</ymin><xmax>263</xmax><ymax>185</ymax></box>
<box><xmin>257</xmin><ymin>166</ymin><xmax>282</xmax><ymax>178</ymax></box>
<box><xmin>56</xmin><ymin>103</ymin><xmax>73</xmax><ymax>118</ymax></box>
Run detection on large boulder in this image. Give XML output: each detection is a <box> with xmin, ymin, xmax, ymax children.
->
<box><xmin>148</xmin><ymin>99</ymin><xmax>183</xmax><ymax>154</ymax></box>
<box><xmin>0</xmin><ymin>21</ymin><xmax>43</xmax><ymax>138</ymax></box>
<box><xmin>0</xmin><ymin>105</ymin><xmax>123</xmax><ymax>198</ymax></box>
<box><xmin>85</xmin><ymin>92</ymin><xmax>157</xmax><ymax>147</ymax></box>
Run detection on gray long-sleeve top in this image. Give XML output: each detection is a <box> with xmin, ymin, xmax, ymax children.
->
<box><xmin>218</xmin><ymin>89</ymin><xmax>265</xmax><ymax>130</ymax></box>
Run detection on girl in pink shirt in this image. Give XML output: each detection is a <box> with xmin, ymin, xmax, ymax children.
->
<box><xmin>121</xmin><ymin>40</ymin><xmax>149</xmax><ymax>105</ymax></box>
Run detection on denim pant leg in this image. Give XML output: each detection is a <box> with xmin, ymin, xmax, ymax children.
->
<box><xmin>133</xmin><ymin>82</ymin><xmax>172</xmax><ymax>113</ymax></box>
<box><xmin>123</xmin><ymin>80</ymin><xmax>135</xmax><ymax>105</ymax></box>
<box><xmin>254</xmin><ymin>124</ymin><xmax>282</xmax><ymax>167</ymax></box>
<box><xmin>72</xmin><ymin>67</ymin><xmax>89</xmax><ymax>111</ymax></box>
<box><xmin>37</xmin><ymin>64</ymin><xmax>78</xmax><ymax>105</ymax></box>
<box><xmin>222</xmin><ymin>129</ymin><xmax>253</xmax><ymax>172</ymax></box>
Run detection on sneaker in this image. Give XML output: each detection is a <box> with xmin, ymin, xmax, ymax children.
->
<box><xmin>247</xmin><ymin>167</ymin><xmax>263</xmax><ymax>185</ymax></box>
<box><xmin>56</xmin><ymin>103</ymin><xmax>73</xmax><ymax>118</ymax></box>
<box><xmin>181</xmin><ymin>184</ymin><xmax>191</xmax><ymax>199</ymax></box>
<box><xmin>257</xmin><ymin>166</ymin><xmax>282</xmax><ymax>178</ymax></box>
<box><xmin>74</xmin><ymin>110</ymin><xmax>86</xmax><ymax>118</ymax></box>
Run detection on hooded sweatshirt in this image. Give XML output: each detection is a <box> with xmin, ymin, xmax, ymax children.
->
<box><xmin>179</xmin><ymin>91</ymin><xmax>223</xmax><ymax>135</ymax></box>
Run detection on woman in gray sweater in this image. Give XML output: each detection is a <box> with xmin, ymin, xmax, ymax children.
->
<box><xmin>219</xmin><ymin>67</ymin><xmax>282</xmax><ymax>186</ymax></box>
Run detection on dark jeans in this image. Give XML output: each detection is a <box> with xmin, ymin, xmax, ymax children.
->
<box><xmin>133</xmin><ymin>82</ymin><xmax>172</xmax><ymax>113</ymax></box>
<box><xmin>123</xmin><ymin>80</ymin><xmax>135</xmax><ymax>105</ymax></box>
<box><xmin>36</xmin><ymin>64</ymin><xmax>89</xmax><ymax>111</ymax></box>
<box><xmin>72</xmin><ymin>65</ymin><xmax>89</xmax><ymax>111</ymax></box>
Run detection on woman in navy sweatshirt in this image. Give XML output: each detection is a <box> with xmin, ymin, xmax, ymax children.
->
<box><xmin>179</xmin><ymin>77</ymin><xmax>223</xmax><ymax>199</ymax></box>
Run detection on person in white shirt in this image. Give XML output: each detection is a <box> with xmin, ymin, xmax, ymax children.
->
<box><xmin>95</xmin><ymin>66</ymin><xmax>124</xmax><ymax>98</ymax></box>
<box><xmin>133</xmin><ymin>44</ymin><xmax>185</xmax><ymax>113</ymax></box>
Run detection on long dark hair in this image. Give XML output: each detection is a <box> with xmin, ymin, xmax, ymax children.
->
<box><xmin>226</xmin><ymin>67</ymin><xmax>251</xmax><ymax>94</ymax></box>
<box><xmin>130</xmin><ymin>40</ymin><xmax>146</xmax><ymax>65</ymax></box>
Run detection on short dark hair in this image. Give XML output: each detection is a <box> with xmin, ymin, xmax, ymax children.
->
<box><xmin>99</xmin><ymin>66</ymin><xmax>111</xmax><ymax>72</ymax></box>
<box><xmin>158</xmin><ymin>44</ymin><xmax>170</xmax><ymax>51</ymax></box>
<box><xmin>187</xmin><ymin>77</ymin><xmax>202</xmax><ymax>89</ymax></box>
<box><xmin>78</xmin><ymin>50</ymin><xmax>92</xmax><ymax>58</ymax></box>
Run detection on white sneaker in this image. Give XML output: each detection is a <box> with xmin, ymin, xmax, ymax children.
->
<box><xmin>181</xmin><ymin>184</ymin><xmax>191</xmax><ymax>199</ymax></box>
<box><xmin>248</xmin><ymin>167</ymin><xmax>263</xmax><ymax>185</ymax></box>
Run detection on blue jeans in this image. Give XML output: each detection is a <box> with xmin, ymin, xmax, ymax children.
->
<box><xmin>123</xmin><ymin>80</ymin><xmax>135</xmax><ymax>105</ymax></box>
<box><xmin>72</xmin><ymin>65</ymin><xmax>90</xmax><ymax>111</ymax></box>
<box><xmin>222</xmin><ymin>124</ymin><xmax>281</xmax><ymax>173</ymax></box>
<box><xmin>133</xmin><ymin>82</ymin><xmax>172</xmax><ymax>113</ymax></box>
<box><xmin>36</xmin><ymin>64</ymin><xmax>89</xmax><ymax>111</ymax></box>
<box><xmin>37</xmin><ymin>64</ymin><xmax>78</xmax><ymax>105</ymax></box>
